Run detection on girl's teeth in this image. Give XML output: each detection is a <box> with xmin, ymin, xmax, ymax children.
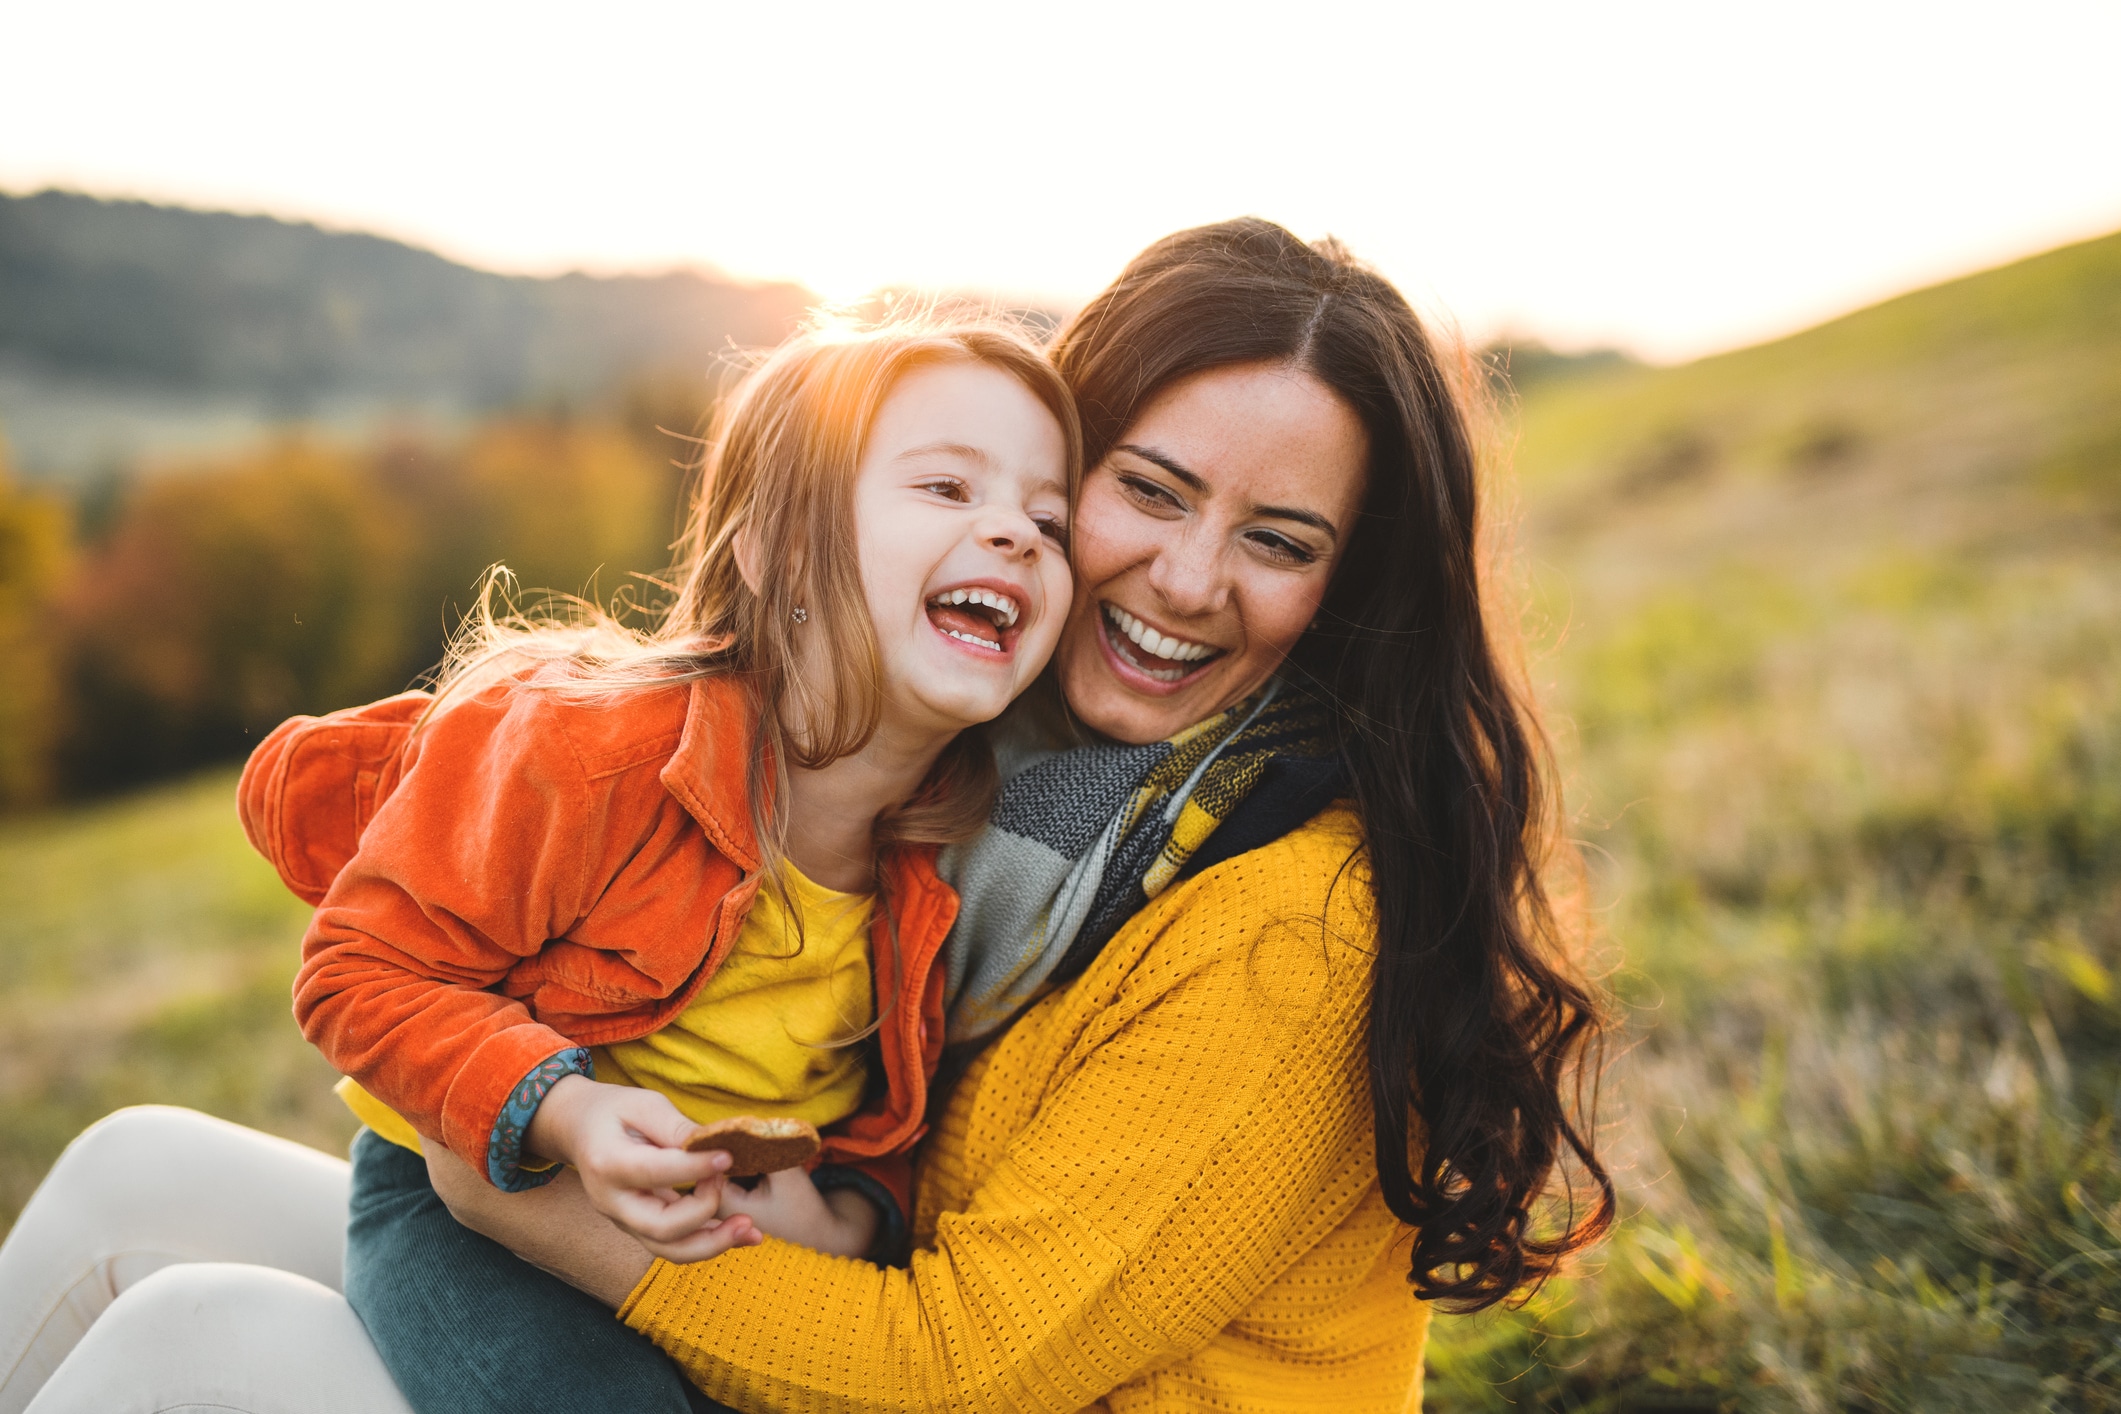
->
<box><xmin>932</xmin><ymin>588</ymin><xmax>1020</xmax><ymax>628</ymax></box>
<box><xmin>942</xmin><ymin>628</ymin><xmax>1001</xmax><ymax>651</ymax></box>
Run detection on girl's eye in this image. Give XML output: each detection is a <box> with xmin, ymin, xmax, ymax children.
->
<box><xmin>1117</xmin><ymin>473</ymin><xmax>1183</xmax><ymax>512</ymax></box>
<box><xmin>1036</xmin><ymin>517</ymin><xmax>1070</xmax><ymax>548</ymax></box>
<box><xmin>1246</xmin><ymin>529</ymin><xmax>1318</xmax><ymax>566</ymax></box>
<box><xmin>920</xmin><ymin>478</ymin><xmax>969</xmax><ymax>502</ymax></box>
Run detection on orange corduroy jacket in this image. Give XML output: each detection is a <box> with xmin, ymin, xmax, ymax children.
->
<box><xmin>238</xmin><ymin>674</ymin><xmax>957</xmax><ymax>1211</ymax></box>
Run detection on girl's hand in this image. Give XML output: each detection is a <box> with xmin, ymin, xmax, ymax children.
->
<box><xmin>715</xmin><ymin>1166</ymin><xmax>881</xmax><ymax>1258</ymax></box>
<box><xmin>522</xmin><ymin>1074</ymin><xmax>759</xmax><ymax>1261</ymax></box>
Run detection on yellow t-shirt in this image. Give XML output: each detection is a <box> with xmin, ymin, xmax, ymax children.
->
<box><xmin>339</xmin><ymin>862</ymin><xmax>877</xmax><ymax>1154</ymax></box>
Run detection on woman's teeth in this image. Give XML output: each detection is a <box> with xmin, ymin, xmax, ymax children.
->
<box><xmin>1103</xmin><ymin>604</ymin><xmax>1218</xmax><ymax>682</ymax></box>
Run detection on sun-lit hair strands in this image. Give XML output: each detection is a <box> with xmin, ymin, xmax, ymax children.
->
<box><xmin>425</xmin><ymin>311</ymin><xmax>1083</xmax><ymax>943</ymax></box>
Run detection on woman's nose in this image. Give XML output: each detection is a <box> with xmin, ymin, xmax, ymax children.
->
<box><xmin>1144</xmin><ymin>524</ymin><xmax>1227</xmax><ymax>616</ymax></box>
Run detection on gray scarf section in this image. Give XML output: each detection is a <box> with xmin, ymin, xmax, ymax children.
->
<box><xmin>937</xmin><ymin>685</ymin><xmax>1287</xmax><ymax>1044</ymax></box>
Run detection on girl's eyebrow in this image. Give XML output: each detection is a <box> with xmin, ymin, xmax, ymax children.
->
<box><xmin>892</xmin><ymin>440</ymin><xmax>989</xmax><ymax>466</ymax></box>
<box><xmin>1114</xmin><ymin>442</ymin><xmax>1340</xmax><ymax>542</ymax></box>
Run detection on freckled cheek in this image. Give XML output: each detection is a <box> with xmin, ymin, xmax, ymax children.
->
<box><xmin>1240</xmin><ymin>574</ymin><xmax>1329</xmax><ymax>664</ymax></box>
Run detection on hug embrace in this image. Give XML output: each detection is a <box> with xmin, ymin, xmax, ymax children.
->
<box><xmin>0</xmin><ymin>219</ymin><xmax>1613</xmax><ymax>1414</ymax></box>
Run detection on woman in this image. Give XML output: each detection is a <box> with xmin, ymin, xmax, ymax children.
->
<box><xmin>0</xmin><ymin>218</ymin><xmax>1610</xmax><ymax>1414</ymax></box>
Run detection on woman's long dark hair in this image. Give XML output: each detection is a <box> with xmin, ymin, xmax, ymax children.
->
<box><xmin>1048</xmin><ymin>218</ymin><xmax>1613</xmax><ymax>1310</ymax></box>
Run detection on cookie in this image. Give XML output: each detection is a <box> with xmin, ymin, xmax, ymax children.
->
<box><xmin>682</xmin><ymin>1115</ymin><xmax>821</xmax><ymax>1177</ymax></box>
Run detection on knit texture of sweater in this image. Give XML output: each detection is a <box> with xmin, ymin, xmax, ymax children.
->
<box><xmin>620</xmin><ymin>804</ymin><xmax>1431</xmax><ymax>1412</ymax></box>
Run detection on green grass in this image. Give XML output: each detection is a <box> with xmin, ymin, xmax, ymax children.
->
<box><xmin>0</xmin><ymin>770</ymin><xmax>355</xmax><ymax>1229</ymax></box>
<box><xmin>1422</xmin><ymin>228</ymin><xmax>2121</xmax><ymax>1411</ymax></box>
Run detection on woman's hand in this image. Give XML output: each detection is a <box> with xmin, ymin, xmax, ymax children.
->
<box><xmin>715</xmin><ymin>1167</ymin><xmax>881</xmax><ymax>1258</ymax></box>
<box><xmin>425</xmin><ymin>1143</ymin><xmax>764</xmax><ymax>1308</ymax></box>
<box><xmin>523</xmin><ymin>1074</ymin><xmax>742</xmax><ymax>1255</ymax></box>
<box><xmin>423</xmin><ymin>1144</ymin><xmax>658</xmax><ymax>1306</ymax></box>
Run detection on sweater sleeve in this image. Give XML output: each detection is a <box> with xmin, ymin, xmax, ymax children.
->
<box><xmin>619</xmin><ymin>858</ymin><xmax>1378</xmax><ymax>1413</ymax></box>
<box><xmin>292</xmin><ymin>688</ymin><xmax>599</xmax><ymax>1184</ymax></box>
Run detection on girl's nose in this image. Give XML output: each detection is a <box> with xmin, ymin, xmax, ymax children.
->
<box><xmin>976</xmin><ymin>508</ymin><xmax>1041</xmax><ymax>559</ymax></box>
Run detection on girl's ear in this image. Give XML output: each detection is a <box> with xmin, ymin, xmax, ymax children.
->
<box><xmin>732</xmin><ymin>523</ymin><xmax>765</xmax><ymax>595</ymax></box>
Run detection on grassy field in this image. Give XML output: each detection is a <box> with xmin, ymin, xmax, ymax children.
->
<box><xmin>0</xmin><ymin>771</ymin><xmax>356</xmax><ymax>1226</ymax></box>
<box><xmin>1420</xmin><ymin>231</ymin><xmax>2121</xmax><ymax>1411</ymax></box>
<box><xmin>1</xmin><ymin>230</ymin><xmax>2116</xmax><ymax>1409</ymax></box>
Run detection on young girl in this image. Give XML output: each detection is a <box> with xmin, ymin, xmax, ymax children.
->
<box><xmin>237</xmin><ymin>314</ymin><xmax>1080</xmax><ymax>1411</ymax></box>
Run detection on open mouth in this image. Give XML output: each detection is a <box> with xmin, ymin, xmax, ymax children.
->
<box><xmin>1100</xmin><ymin>603</ymin><xmax>1223</xmax><ymax>684</ymax></box>
<box><xmin>925</xmin><ymin>586</ymin><xmax>1021</xmax><ymax>654</ymax></box>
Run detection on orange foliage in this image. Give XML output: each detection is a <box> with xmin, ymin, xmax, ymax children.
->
<box><xmin>0</xmin><ymin>448</ymin><xmax>72</xmax><ymax>807</ymax></box>
<box><xmin>49</xmin><ymin>408</ymin><xmax>692</xmax><ymax>796</ymax></box>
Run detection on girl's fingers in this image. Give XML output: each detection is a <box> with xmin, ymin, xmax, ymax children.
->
<box><xmin>713</xmin><ymin>1179</ymin><xmax>773</xmax><ymax>1219</ymax></box>
<box><xmin>598</xmin><ymin>1144</ymin><xmax>728</xmax><ymax>1193</ymax></box>
<box><xmin>615</xmin><ymin>1089</ymin><xmax>716</xmax><ymax>1150</ymax></box>
<box><xmin>605</xmin><ymin>1181</ymin><xmax>726</xmax><ymax>1243</ymax></box>
<box><xmin>643</xmin><ymin>1215</ymin><xmax>764</xmax><ymax>1265</ymax></box>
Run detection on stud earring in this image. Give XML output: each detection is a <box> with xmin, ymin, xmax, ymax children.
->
<box><xmin>791</xmin><ymin>607</ymin><xmax>809</xmax><ymax>623</ymax></box>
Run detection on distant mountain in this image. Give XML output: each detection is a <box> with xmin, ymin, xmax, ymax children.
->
<box><xmin>0</xmin><ymin>190</ymin><xmax>814</xmax><ymax>477</ymax></box>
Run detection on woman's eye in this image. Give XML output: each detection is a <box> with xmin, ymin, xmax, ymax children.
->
<box><xmin>1117</xmin><ymin>474</ymin><xmax>1182</xmax><ymax>511</ymax></box>
<box><xmin>1247</xmin><ymin>530</ymin><xmax>1317</xmax><ymax>565</ymax></box>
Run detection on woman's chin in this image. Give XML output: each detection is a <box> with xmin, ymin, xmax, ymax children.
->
<box><xmin>1060</xmin><ymin>642</ymin><xmax>1260</xmax><ymax>745</ymax></box>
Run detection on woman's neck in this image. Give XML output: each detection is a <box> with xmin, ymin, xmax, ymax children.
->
<box><xmin>777</xmin><ymin>718</ymin><xmax>952</xmax><ymax>892</ymax></box>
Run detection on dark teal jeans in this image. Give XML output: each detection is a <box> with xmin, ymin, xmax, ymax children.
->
<box><xmin>345</xmin><ymin>1129</ymin><xmax>735</xmax><ymax>1414</ymax></box>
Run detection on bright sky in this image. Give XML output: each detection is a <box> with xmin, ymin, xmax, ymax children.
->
<box><xmin>5</xmin><ymin>0</ymin><xmax>2119</xmax><ymax>361</ymax></box>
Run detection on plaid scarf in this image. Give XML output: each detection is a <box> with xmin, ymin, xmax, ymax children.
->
<box><xmin>939</xmin><ymin>680</ymin><xmax>1343</xmax><ymax>1043</ymax></box>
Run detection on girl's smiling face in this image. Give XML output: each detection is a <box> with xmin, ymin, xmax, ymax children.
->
<box><xmin>1054</xmin><ymin>361</ymin><xmax>1369</xmax><ymax>745</ymax></box>
<box><xmin>853</xmin><ymin>358</ymin><xmax>1073</xmax><ymax>737</ymax></box>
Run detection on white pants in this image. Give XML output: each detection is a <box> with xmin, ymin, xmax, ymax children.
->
<box><xmin>0</xmin><ymin>1107</ymin><xmax>413</xmax><ymax>1414</ymax></box>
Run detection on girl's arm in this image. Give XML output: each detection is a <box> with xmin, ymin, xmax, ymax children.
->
<box><xmin>293</xmin><ymin>689</ymin><xmax>597</xmax><ymax>1185</ymax></box>
<box><xmin>293</xmin><ymin>685</ymin><xmax>717</xmax><ymax>1195</ymax></box>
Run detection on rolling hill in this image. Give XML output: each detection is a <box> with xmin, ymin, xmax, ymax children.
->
<box><xmin>1505</xmin><ymin>226</ymin><xmax>2121</xmax><ymax>607</ymax></box>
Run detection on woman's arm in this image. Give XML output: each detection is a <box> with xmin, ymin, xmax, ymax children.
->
<box><xmin>607</xmin><ymin>839</ymin><xmax>1379</xmax><ymax>1414</ymax></box>
<box><xmin>425</xmin><ymin>1144</ymin><xmax>756</xmax><ymax>1293</ymax></box>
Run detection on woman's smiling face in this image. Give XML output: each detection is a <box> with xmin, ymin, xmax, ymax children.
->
<box><xmin>1054</xmin><ymin>360</ymin><xmax>1370</xmax><ymax>744</ymax></box>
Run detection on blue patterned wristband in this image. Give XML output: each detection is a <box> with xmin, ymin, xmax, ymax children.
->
<box><xmin>486</xmin><ymin>1047</ymin><xmax>594</xmax><ymax>1191</ymax></box>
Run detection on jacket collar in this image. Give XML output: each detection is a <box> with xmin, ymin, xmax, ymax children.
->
<box><xmin>660</xmin><ymin>674</ymin><xmax>765</xmax><ymax>872</ymax></box>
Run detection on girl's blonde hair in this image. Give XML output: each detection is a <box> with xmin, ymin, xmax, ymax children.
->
<box><xmin>433</xmin><ymin>311</ymin><xmax>1083</xmax><ymax>866</ymax></box>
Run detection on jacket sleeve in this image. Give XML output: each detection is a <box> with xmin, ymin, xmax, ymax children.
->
<box><xmin>292</xmin><ymin>688</ymin><xmax>601</xmax><ymax>1186</ymax></box>
<box><xmin>619</xmin><ymin>871</ymin><xmax>1380</xmax><ymax>1413</ymax></box>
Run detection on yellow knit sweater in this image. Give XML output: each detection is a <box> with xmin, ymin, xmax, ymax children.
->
<box><xmin>620</xmin><ymin>805</ymin><xmax>1430</xmax><ymax>1412</ymax></box>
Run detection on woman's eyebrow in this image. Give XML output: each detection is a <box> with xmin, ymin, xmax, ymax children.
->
<box><xmin>1252</xmin><ymin>503</ymin><xmax>1339</xmax><ymax>540</ymax></box>
<box><xmin>1114</xmin><ymin>443</ymin><xmax>1207</xmax><ymax>493</ymax></box>
<box><xmin>1117</xmin><ymin>442</ymin><xmax>1338</xmax><ymax>541</ymax></box>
